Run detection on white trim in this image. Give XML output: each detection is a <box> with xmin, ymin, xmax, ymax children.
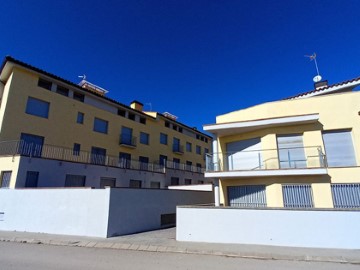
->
<box><xmin>204</xmin><ymin>114</ymin><xmax>319</xmax><ymax>135</ymax></box>
<box><xmin>205</xmin><ymin>168</ymin><xmax>327</xmax><ymax>178</ymax></box>
<box><xmin>292</xmin><ymin>80</ymin><xmax>360</xmax><ymax>99</ymax></box>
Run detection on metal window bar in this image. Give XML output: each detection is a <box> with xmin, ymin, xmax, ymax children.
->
<box><xmin>331</xmin><ymin>184</ymin><xmax>360</xmax><ymax>208</ymax></box>
<box><xmin>282</xmin><ymin>184</ymin><xmax>314</xmax><ymax>208</ymax></box>
<box><xmin>227</xmin><ymin>185</ymin><xmax>267</xmax><ymax>207</ymax></box>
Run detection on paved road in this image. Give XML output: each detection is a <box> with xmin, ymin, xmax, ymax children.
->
<box><xmin>1</xmin><ymin>242</ymin><xmax>358</xmax><ymax>270</ymax></box>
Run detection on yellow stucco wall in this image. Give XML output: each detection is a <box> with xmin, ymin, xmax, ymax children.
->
<box><xmin>0</xmin><ymin>68</ymin><xmax>211</xmax><ymax>168</ymax></box>
<box><xmin>214</xmin><ymin>90</ymin><xmax>360</xmax><ymax>208</ymax></box>
<box><xmin>0</xmin><ymin>156</ymin><xmax>21</xmax><ymax>188</ymax></box>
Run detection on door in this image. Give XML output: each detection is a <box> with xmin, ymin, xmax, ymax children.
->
<box><xmin>119</xmin><ymin>152</ymin><xmax>131</xmax><ymax>168</ymax></box>
<box><xmin>91</xmin><ymin>147</ymin><xmax>107</xmax><ymax>165</ymax></box>
<box><xmin>226</xmin><ymin>138</ymin><xmax>262</xmax><ymax>170</ymax></box>
<box><xmin>19</xmin><ymin>133</ymin><xmax>44</xmax><ymax>158</ymax></box>
<box><xmin>100</xmin><ymin>177</ymin><xmax>116</xmax><ymax>188</ymax></box>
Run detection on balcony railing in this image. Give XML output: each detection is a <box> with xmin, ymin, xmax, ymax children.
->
<box><xmin>172</xmin><ymin>144</ymin><xmax>184</xmax><ymax>154</ymax></box>
<box><xmin>0</xmin><ymin>140</ymin><xmax>163</xmax><ymax>173</ymax></box>
<box><xmin>206</xmin><ymin>146</ymin><xmax>327</xmax><ymax>172</ymax></box>
<box><xmin>119</xmin><ymin>134</ymin><xmax>137</xmax><ymax>148</ymax></box>
<box><xmin>0</xmin><ymin>140</ymin><xmax>206</xmax><ymax>174</ymax></box>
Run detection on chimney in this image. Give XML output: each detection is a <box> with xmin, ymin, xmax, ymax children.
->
<box><xmin>130</xmin><ymin>100</ymin><xmax>143</xmax><ymax>111</ymax></box>
<box><xmin>314</xmin><ymin>80</ymin><xmax>328</xmax><ymax>90</ymax></box>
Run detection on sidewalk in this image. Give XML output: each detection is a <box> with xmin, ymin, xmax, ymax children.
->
<box><xmin>0</xmin><ymin>228</ymin><xmax>359</xmax><ymax>265</ymax></box>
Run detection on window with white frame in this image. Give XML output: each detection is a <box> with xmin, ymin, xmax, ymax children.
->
<box><xmin>322</xmin><ymin>130</ymin><xmax>357</xmax><ymax>167</ymax></box>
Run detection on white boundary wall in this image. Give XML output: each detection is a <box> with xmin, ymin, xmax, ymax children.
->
<box><xmin>168</xmin><ymin>184</ymin><xmax>213</xmax><ymax>191</ymax></box>
<box><xmin>0</xmin><ymin>189</ymin><xmax>110</xmax><ymax>237</ymax></box>
<box><xmin>107</xmin><ymin>188</ymin><xmax>214</xmax><ymax>237</ymax></box>
<box><xmin>176</xmin><ymin>207</ymin><xmax>360</xmax><ymax>249</ymax></box>
<box><xmin>0</xmin><ymin>188</ymin><xmax>213</xmax><ymax>238</ymax></box>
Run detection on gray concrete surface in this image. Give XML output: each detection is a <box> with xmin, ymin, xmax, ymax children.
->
<box><xmin>0</xmin><ymin>228</ymin><xmax>359</xmax><ymax>265</ymax></box>
<box><xmin>1</xmin><ymin>241</ymin><xmax>359</xmax><ymax>270</ymax></box>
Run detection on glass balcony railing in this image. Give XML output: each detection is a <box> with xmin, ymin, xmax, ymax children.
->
<box><xmin>205</xmin><ymin>146</ymin><xmax>327</xmax><ymax>172</ymax></box>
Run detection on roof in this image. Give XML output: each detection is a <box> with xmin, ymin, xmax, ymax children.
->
<box><xmin>0</xmin><ymin>56</ymin><xmax>211</xmax><ymax>139</ymax></box>
<box><xmin>284</xmin><ymin>76</ymin><xmax>360</xmax><ymax>100</ymax></box>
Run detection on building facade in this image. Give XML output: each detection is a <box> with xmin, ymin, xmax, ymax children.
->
<box><xmin>204</xmin><ymin>78</ymin><xmax>360</xmax><ymax>209</ymax></box>
<box><xmin>0</xmin><ymin>56</ymin><xmax>212</xmax><ymax>189</ymax></box>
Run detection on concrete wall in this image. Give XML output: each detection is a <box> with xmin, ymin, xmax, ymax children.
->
<box><xmin>168</xmin><ymin>184</ymin><xmax>213</xmax><ymax>191</ymax></box>
<box><xmin>0</xmin><ymin>188</ymin><xmax>214</xmax><ymax>238</ymax></box>
<box><xmin>0</xmin><ymin>189</ymin><xmax>110</xmax><ymax>237</ymax></box>
<box><xmin>176</xmin><ymin>206</ymin><xmax>360</xmax><ymax>249</ymax></box>
<box><xmin>107</xmin><ymin>188</ymin><xmax>214</xmax><ymax>237</ymax></box>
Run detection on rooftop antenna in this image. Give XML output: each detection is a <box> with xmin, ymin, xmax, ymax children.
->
<box><xmin>145</xmin><ymin>102</ymin><xmax>153</xmax><ymax>111</ymax></box>
<box><xmin>304</xmin><ymin>53</ymin><xmax>322</xmax><ymax>82</ymax></box>
<box><xmin>78</xmin><ymin>74</ymin><xmax>86</xmax><ymax>81</ymax></box>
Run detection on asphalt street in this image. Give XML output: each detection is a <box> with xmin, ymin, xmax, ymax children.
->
<box><xmin>1</xmin><ymin>242</ymin><xmax>359</xmax><ymax>270</ymax></box>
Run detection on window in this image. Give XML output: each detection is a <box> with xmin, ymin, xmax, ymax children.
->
<box><xmin>128</xmin><ymin>113</ymin><xmax>135</xmax><ymax>121</ymax></box>
<box><xmin>322</xmin><ymin>130</ymin><xmax>357</xmax><ymax>167</ymax></box>
<box><xmin>0</xmin><ymin>171</ymin><xmax>12</xmax><ymax>188</ymax></box>
<box><xmin>77</xmin><ymin>112</ymin><xmax>84</xmax><ymax>124</ymax></box>
<box><xmin>93</xmin><ymin>118</ymin><xmax>108</xmax><ymax>134</ymax></box>
<box><xmin>25</xmin><ymin>97</ymin><xmax>50</xmax><ymax>118</ymax></box>
<box><xmin>140</xmin><ymin>132</ymin><xmax>149</xmax><ymax>145</ymax></box>
<box><xmin>204</xmin><ymin>148</ymin><xmax>209</xmax><ymax>160</ymax></box>
<box><xmin>165</xmin><ymin>121</ymin><xmax>170</xmax><ymax>128</ymax></box>
<box><xmin>100</xmin><ymin>177</ymin><xmax>116</xmax><ymax>188</ymax></box>
<box><xmin>282</xmin><ymin>184</ymin><xmax>313</xmax><ymax>208</ymax></box>
<box><xmin>196</xmin><ymin>145</ymin><xmax>201</xmax><ymax>155</ymax></box>
<box><xmin>25</xmin><ymin>171</ymin><xmax>39</xmax><ymax>188</ymax></box>
<box><xmin>150</xmin><ymin>181</ymin><xmax>160</xmax><ymax>189</ymax></box>
<box><xmin>173</xmin><ymin>125</ymin><xmax>178</xmax><ymax>131</ymax></box>
<box><xmin>228</xmin><ymin>185</ymin><xmax>267</xmax><ymax>207</ymax></box>
<box><xmin>198</xmin><ymin>180</ymin><xmax>204</xmax><ymax>184</ymax></box>
<box><xmin>120</xmin><ymin>126</ymin><xmax>135</xmax><ymax>146</ymax></box>
<box><xmin>56</xmin><ymin>85</ymin><xmax>69</xmax><ymax>96</ymax></box>
<box><xmin>38</xmin><ymin>78</ymin><xmax>52</xmax><ymax>90</ymax></box>
<box><xmin>73</xmin><ymin>143</ymin><xmax>81</xmax><ymax>156</ymax></box>
<box><xmin>171</xmin><ymin>177</ymin><xmax>179</xmax><ymax>186</ymax></box>
<box><xmin>226</xmin><ymin>138</ymin><xmax>262</xmax><ymax>170</ymax></box>
<box><xmin>160</xmin><ymin>133</ymin><xmax>168</xmax><ymax>145</ymax></box>
<box><xmin>185</xmin><ymin>179</ymin><xmax>192</xmax><ymax>185</ymax></box>
<box><xmin>140</xmin><ymin>117</ymin><xmax>146</xmax><ymax>125</ymax></box>
<box><xmin>139</xmin><ymin>156</ymin><xmax>149</xmax><ymax>170</ymax></box>
<box><xmin>173</xmin><ymin>138</ymin><xmax>182</xmax><ymax>153</ymax></box>
<box><xmin>196</xmin><ymin>163</ymin><xmax>202</xmax><ymax>173</ymax></box>
<box><xmin>91</xmin><ymin>147</ymin><xmax>107</xmax><ymax>165</ymax></box>
<box><xmin>118</xmin><ymin>109</ymin><xmax>126</xmax><ymax>117</ymax></box>
<box><xmin>19</xmin><ymin>133</ymin><xmax>44</xmax><ymax>158</ymax></box>
<box><xmin>186</xmin><ymin>161</ymin><xmax>192</xmax><ymax>171</ymax></box>
<box><xmin>65</xmin><ymin>174</ymin><xmax>86</xmax><ymax>187</ymax></box>
<box><xmin>173</xmin><ymin>158</ymin><xmax>180</xmax><ymax>169</ymax></box>
<box><xmin>73</xmin><ymin>92</ymin><xmax>84</xmax><ymax>102</ymax></box>
<box><xmin>186</xmin><ymin>142</ymin><xmax>192</xmax><ymax>152</ymax></box>
<box><xmin>331</xmin><ymin>184</ymin><xmax>360</xmax><ymax>208</ymax></box>
<box><xmin>159</xmin><ymin>155</ymin><xmax>167</xmax><ymax>167</ymax></box>
<box><xmin>277</xmin><ymin>134</ymin><xmax>306</xmax><ymax>168</ymax></box>
<box><xmin>119</xmin><ymin>152</ymin><xmax>131</xmax><ymax>168</ymax></box>
<box><xmin>178</xmin><ymin>127</ymin><xmax>183</xmax><ymax>133</ymax></box>
<box><xmin>129</xmin><ymin>180</ymin><xmax>142</xmax><ymax>188</ymax></box>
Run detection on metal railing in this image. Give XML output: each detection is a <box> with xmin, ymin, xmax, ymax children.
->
<box><xmin>0</xmin><ymin>140</ymin><xmax>206</xmax><ymax>174</ymax></box>
<box><xmin>205</xmin><ymin>146</ymin><xmax>327</xmax><ymax>172</ymax></box>
<box><xmin>172</xmin><ymin>144</ymin><xmax>184</xmax><ymax>154</ymax></box>
<box><xmin>119</xmin><ymin>134</ymin><xmax>137</xmax><ymax>147</ymax></box>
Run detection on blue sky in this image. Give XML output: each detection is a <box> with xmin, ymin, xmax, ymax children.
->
<box><xmin>1</xmin><ymin>0</ymin><xmax>360</xmax><ymax>131</ymax></box>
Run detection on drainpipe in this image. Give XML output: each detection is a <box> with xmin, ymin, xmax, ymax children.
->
<box><xmin>212</xmin><ymin>136</ymin><xmax>220</xmax><ymax>207</ymax></box>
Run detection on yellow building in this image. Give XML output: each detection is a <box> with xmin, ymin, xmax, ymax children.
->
<box><xmin>0</xmin><ymin>56</ymin><xmax>212</xmax><ymax>189</ymax></box>
<box><xmin>204</xmin><ymin>78</ymin><xmax>360</xmax><ymax>208</ymax></box>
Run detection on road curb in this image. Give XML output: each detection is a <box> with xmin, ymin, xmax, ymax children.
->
<box><xmin>1</xmin><ymin>237</ymin><xmax>359</xmax><ymax>265</ymax></box>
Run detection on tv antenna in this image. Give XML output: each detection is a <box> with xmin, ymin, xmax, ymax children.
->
<box><xmin>304</xmin><ymin>53</ymin><xmax>322</xmax><ymax>82</ymax></box>
<box><xmin>78</xmin><ymin>74</ymin><xmax>86</xmax><ymax>81</ymax></box>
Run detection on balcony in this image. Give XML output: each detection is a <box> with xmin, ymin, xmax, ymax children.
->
<box><xmin>0</xmin><ymin>140</ymin><xmax>163</xmax><ymax>173</ymax></box>
<box><xmin>205</xmin><ymin>146</ymin><xmax>328</xmax><ymax>178</ymax></box>
<box><xmin>172</xmin><ymin>144</ymin><xmax>184</xmax><ymax>154</ymax></box>
<box><xmin>119</xmin><ymin>134</ymin><xmax>137</xmax><ymax>148</ymax></box>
